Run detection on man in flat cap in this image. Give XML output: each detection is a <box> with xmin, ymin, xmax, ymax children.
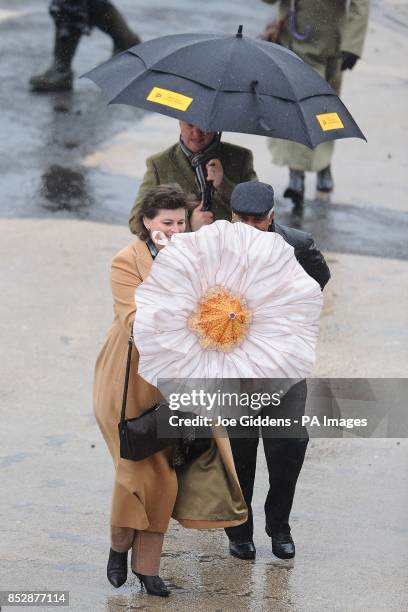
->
<box><xmin>225</xmin><ymin>181</ymin><xmax>330</xmax><ymax>561</ymax></box>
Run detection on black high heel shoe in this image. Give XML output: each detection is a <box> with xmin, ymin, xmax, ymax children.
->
<box><xmin>132</xmin><ymin>571</ymin><xmax>170</xmax><ymax>597</ymax></box>
<box><xmin>107</xmin><ymin>548</ymin><xmax>128</xmax><ymax>587</ymax></box>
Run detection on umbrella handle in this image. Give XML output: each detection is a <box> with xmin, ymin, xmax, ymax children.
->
<box><xmin>288</xmin><ymin>10</ymin><xmax>312</xmax><ymax>42</ymax></box>
<box><xmin>201</xmin><ymin>199</ymin><xmax>212</xmax><ymax>212</ymax></box>
<box><xmin>196</xmin><ymin>132</ymin><xmax>222</xmax><ymax>211</ymax></box>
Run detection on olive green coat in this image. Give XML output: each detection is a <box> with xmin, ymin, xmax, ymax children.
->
<box><xmin>93</xmin><ymin>238</ymin><xmax>247</xmax><ymax>533</ymax></box>
<box><xmin>262</xmin><ymin>0</ymin><xmax>369</xmax><ymax>171</ymax></box>
<box><xmin>262</xmin><ymin>0</ymin><xmax>369</xmax><ymax>60</ymax></box>
<box><xmin>129</xmin><ymin>141</ymin><xmax>257</xmax><ymax>233</ymax></box>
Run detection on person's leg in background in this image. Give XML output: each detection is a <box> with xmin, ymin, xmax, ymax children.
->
<box><xmin>315</xmin><ymin>55</ymin><xmax>343</xmax><ymax>199</ymax></box>
<box><xmin>30</xmin><ymin>0</ymin><xmax>140</xmax><ymax>92</ymax></box>
<box><xmin>262</xmin><ymin>380</ymin><xmax>308</xmax><ymax>559</ymax></box>
<box><xmin>88</xmin><ymin>0</ymin><xmax>141</xmax><ymax>54</ymax></box>
<box><xmin>29</xmin><ymin>0</ymin><xmax>85</xmax><ymax>92</ymax></box>
<box><xmin>268</xmin><ymin>56</ymin><xmax>342</xmax><ymax>209</ymax></box>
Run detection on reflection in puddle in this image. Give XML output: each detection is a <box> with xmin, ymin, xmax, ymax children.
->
<box><xmin>40</xmin><ymin>165</ymin><xmax>91</xmax><ymax>212</ymax></box>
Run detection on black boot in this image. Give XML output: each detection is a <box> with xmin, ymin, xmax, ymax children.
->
<box><xmin>283</xmin><ymin>169</ymin><xmax>305</xmax><ymax>211</ymax></box>
<box><xmin>30</xmin><ymin>29</ymin><xmax>80</xmax><ymax>92</ymax></box>
<box><xmin>89</xmin><ymin>0</ymin><xmax>141</xmax><ymax>54</ymax></box>
<box><xmin>133</xmin><ymin>572</ymin><xmax>170</xmax><ymax>597</ymax></box>
<box><xmin>316</xmin><ymin>165</ymin><xmax>334</xmax><ymax>200</ymax></box>
<box><xmin>107</xmin><ymin>548</ymin><xmax>128</xmax><ymax>588</ymax></box>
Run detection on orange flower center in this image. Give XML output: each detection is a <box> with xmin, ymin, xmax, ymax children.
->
<box><xmin>188</xmin><ymin>287</ymin><xmax>251</xmax><ymax>351</ymax></box>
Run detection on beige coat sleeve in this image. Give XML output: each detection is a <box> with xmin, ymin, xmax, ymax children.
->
<box><xmin>341</xmin><ymin>0</ymin><xmax>370</xmax><ymax>57</ymax></box>
<box><xmin>111</xmin><ymin>251</ymin><xmax>143</xmax><ymax>334</ymax></box>
<box><xmin>129</xmin><ymin>157</ymin><xmax>160</xmax><ymax>234</ymax></box>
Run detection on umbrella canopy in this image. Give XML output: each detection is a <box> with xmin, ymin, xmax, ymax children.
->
<box><xmin>83</xmin><ymin>26</ymin><xmax>365</xmax><ymax>149</ymax></box>
<box><xmin>133</xmin><ymin>221</ymin><xmax>323</xmax><ymax>384</ymax></box>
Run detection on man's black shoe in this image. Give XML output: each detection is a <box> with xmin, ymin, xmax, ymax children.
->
<box><xmin>228</xmin><ymin>540</ymin><xmax>256</xmax><ymax>560</ymax></box>
<box><xmin>269</xmin><ymin>531</ymin><xmax>295</xmax><ymax>559</ymax></box>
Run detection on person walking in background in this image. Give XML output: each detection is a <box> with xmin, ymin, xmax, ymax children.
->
<box><xmin>129</xmin><ymin>121</ymin><xmax>257</xmax><ymax>234</ymax></box>
<box><xmin>261</xmin><ymin>0</ymin><xmax>369</xmax><ymax>209</ymax></box>
<box><xmin>30</xmin><ymin>0</ymin><xmax>140</xmax><ymax>92</ymax></box>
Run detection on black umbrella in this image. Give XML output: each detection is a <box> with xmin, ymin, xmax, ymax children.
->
<box><xmin>83</xmin><ymin>26</ymin><xmax>365</xmax><ymax>149</ymax></box>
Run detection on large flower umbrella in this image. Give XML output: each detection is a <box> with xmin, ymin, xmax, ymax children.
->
<box><xmin>83</xmin><ymin>26</ymin><xmax>365</xmax><ymax>149</ymax></box>
<box><xmin>133</xmin><ymin>221</ymin><xmax>323</xmax><ymax>386</ymax></box>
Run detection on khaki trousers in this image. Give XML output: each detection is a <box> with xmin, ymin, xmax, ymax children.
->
<box><xmin>111</xmin><ymin>526</ymin><xmax>164</xmax><ymax>576</ymax></box>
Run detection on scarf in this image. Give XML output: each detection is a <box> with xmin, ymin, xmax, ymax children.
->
<box><xmin>179</xmin><ymin>133</ymin><xmax>221</xmax><ymax>211</ymax></box>
<box><xmin>146</xmin><ymin>237</ymin><xmax>158</xmax><ymax>259</ymax></box>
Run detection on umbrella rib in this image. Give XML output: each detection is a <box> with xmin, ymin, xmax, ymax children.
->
<box><xmin>293</xmin><ymin>101</ymin><xmax>314</xmax><ymax>149</ymax></box>
<box><xmin>147</xmin><ymin>67</ymin><xmax>216</xmax><ymax>90</ymax></box>
<box><xmin>214</xmin><ymin>38</ymin><xmax>239</xmax><ymax>92</ymax></box>
<box><xmin>246</xmin><ymin>38</ymin><xmax>299</xmax><ymax>101</ymax></box>
<box><xmin>130</xmin><ymin>35</ymin><xmax>224</xmax><ymax>73</ymax></box>
<box><xmin>204</xmin><ymin>86</ymin><xmax>225</xmax><ymax>131</ymax></box>
<box><xmin>203</xmin><ymin>37</ymin><xmax>241</xmax><ymax>129</ymax></box>
<box><xmin>107</xmin><ymin>67</ymin><xmax>217</xmax><ymax>105</ymax></box>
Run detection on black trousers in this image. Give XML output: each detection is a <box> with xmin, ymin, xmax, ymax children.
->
<box><xmin>225</xmin><ymin>380</ymin><xmax>308</xmax><ymax>542</ymax></box>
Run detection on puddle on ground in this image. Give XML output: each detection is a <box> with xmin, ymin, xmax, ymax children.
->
<box><xmin>40</xmin><ymin>165</ymin><xmax>92</xmax><ymax>212</ymax></box>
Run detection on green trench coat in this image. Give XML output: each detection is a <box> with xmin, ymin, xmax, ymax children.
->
<box><xmin>261</xmin><ymin>0</ymin><xmax>369</xmax><ymax>171</ymax></box>
<box><xmin>129</xmin><ymin>141</ymin><xmax>257</xmax><ymax>233</ymax></box>
<box><xmin>93</xmin><ymin>238</ymin><xmax>247</xmax><ymax>532</ymax></box>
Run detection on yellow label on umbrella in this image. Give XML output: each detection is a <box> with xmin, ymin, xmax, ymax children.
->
<box><xmin>146</xmin><ymin>87</ymin><xmax>193</xmax><ymax>111</ymax></box>
<box><xmin>316</xmin><ymin>112</ymin><xmax>344</xmax><ymax>131</ymax></box>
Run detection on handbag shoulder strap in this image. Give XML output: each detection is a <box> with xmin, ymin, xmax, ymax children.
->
<box><xmin>119</xmin><ymin>335</ymin><xmax>133</xmax><ymax>427</ymax></box>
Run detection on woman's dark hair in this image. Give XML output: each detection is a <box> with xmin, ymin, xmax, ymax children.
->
<box><xmin>134</xmin><ymin>183</ymin><xmax>196</xmax><ymax>240</ymax></box>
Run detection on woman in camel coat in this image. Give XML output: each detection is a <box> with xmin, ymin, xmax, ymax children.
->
<box><xmin>93</xmin><ymin>184</ymin><xmax>246</xmax><ymax>597</ymax></box>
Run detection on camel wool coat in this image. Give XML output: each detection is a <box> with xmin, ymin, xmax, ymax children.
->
<box><xmin>93</xmin><ymin>238</ymin><xmax>247</xmax><ymax>533</ymax></box>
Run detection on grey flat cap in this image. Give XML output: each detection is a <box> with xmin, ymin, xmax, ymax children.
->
<box><xmin>231</xmin><ymin>181</ymin><xmax>275</xmax><ymax>216</ymax></box>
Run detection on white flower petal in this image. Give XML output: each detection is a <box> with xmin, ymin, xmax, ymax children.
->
<box><xmin>133</xmin><ymin>221</ymin><xmax>323</xmax><ymax>385</ymax></box>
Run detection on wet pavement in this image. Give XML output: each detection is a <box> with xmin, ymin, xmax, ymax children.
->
<box><xmin>1</xmin><ymin>217</ymin><xmax>407</xmax><ymax>612</ymax></box>
<box><xmin>1</xmin><ymin>2</ymin><xmax>408</xmax><ymax>611</ymax></box>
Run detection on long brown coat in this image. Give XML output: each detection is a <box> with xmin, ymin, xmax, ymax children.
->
<box><xmin>93</xmin><ymin>238</ymin><xmax>247</xmax><ymax>533</ymax></box>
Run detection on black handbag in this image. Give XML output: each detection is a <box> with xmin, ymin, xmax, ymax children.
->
<box><xmin>118</xmin><ymin>336</ymin><xmax>176</xmax><ymax>462</ymax></box>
